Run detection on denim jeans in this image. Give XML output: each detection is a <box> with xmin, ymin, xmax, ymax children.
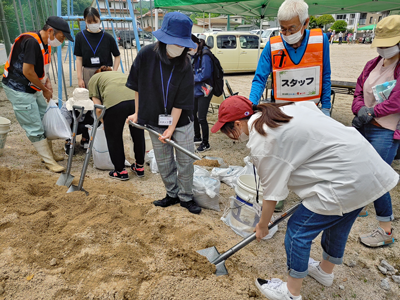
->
<box><xmin>284</xmin><ymin>204</ymin><xmax>363</xmax><ymax>279</ymax></box>
<box><xmin>193</xmin><ymin>94</ymin><xmax>212</xmax><ymax>144</ymax></box>
<box><xmin>360</xmin><ymin>123</ymin><xmax>400</xmax><ymax>222</ymax></box>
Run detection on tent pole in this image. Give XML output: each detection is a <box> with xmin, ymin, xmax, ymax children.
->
<box><xmin>258</xmin><ymin>17</ymin><xmax>263</xmax><ymax>61</ymax></box>
<box><xmin>227</xmin><ymin>15</ymin><xmax>230</xmax><ymax>31</ymax></box>
<box><xmin>155</xmin><ymin>9</ymin><xmax>158</xmax><ymax>31</ymax></box>
<box><xmin>209</xmin><ymin>13</ymin><xmax>211</xmax><ymax>31</ymax></box>
<box><xmin>203</xmin><ymin>12</ymin><xmax>205</xmax><ymax>32</ymax></box>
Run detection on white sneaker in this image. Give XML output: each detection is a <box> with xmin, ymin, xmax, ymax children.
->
<box><xmin>307</xmin><ymin>258</ymin><xmax>334</xmax><ymax>287</ymax></box>
<box><xmin>255</xmin><ymin>278</ymin><xmax>302</xmax><ymax>300</ymax></box>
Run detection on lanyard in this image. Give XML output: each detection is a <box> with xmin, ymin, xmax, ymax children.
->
<box><xmin>159</xmin><ymin>61</ymin><xmax>175</xmax><ymax>114</ymax></box>
<box><xmin>81</xmin><ymin>30</ymin><xmax>105</xmax><ymax>56</ymax></box>
<box><xmin>253</xmin><ymin>164</ymin><xmax>260</xmax><ymax>204</ymax></box>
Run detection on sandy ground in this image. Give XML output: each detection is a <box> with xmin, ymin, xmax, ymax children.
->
<box><xmin>0</xmin><ymin>44</ymin><xmax>400</xmax><ymax>299</ymax></box>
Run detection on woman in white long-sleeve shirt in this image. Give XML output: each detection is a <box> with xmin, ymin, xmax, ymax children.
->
<box><xmin>211</xmin><ymin>95</ymin><xmax>398</xmax><ymax>300</ymax></box>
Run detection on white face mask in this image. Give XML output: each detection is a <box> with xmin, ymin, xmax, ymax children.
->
<box><xmin>48</xmin><ymin>33</ymin><xmax>62</xmax><ymax>47</ymax></box>
<box><xmin>237</xmin><ymin>132</ymin><xmax>249</xmax><ymax>143</ymax></box>
<box><xmin>377</xmin><ymin>45</ymin><xmax>400</xmax><ymax>59</ymax></box>
<box><xmin>281</xmin><ymin>25</ymin><xmax>304</xmax><ymax>45</ymax></box>
<box><xmin>188</xmin><ymin>49</ymin><xmax>197</xmax><ymax>56</ymax></box>
<box><xmin>166</xmin><ymin>44</ymin><xmax>185</xmax><ymax>58</ymax></box>
<box><xmin>87</xmin><ymin>23</ymin><xmax>101</xmax><ymax>33</ymax></box>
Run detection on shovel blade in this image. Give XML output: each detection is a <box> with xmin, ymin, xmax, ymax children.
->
<box><xmin>67</xmin><ymin>185</ymin><xmax>88</xmax><ymax>196</ymax></box>
<box><xmin>56</xmin><ymin>173</ymin><xmax>74</xmax><ymax>187</ymax></box>
<box><xmin>215</xmin><ymin>260</ymin><xmax>228</xmax><ymax>276</ymax></box>
<box><xmin>197</xmin><ymin>246</ymin><xmax>220</xmax><ymax>263</ymax></box>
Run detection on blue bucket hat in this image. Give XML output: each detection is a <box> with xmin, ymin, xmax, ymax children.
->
<box><xmin>153</xmin><ymin>12</ymin><xmax>197</xmax><ymax>49</ymax></box>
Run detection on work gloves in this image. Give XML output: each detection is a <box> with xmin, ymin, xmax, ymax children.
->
<box><xmin>352</xmin><ymin>106</ymin><xmax>375</xmax><ymax>129</ymax></box>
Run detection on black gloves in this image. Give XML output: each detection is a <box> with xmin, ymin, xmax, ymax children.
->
<box><xmin>357</xmin><ymin>106</ymin><xmax>375</xmax><ymax>124</ymax></box>
<box><xmin>352</xmin><ymin>106</ymin><xmax>375</xmax><ymax>129</ymax></box>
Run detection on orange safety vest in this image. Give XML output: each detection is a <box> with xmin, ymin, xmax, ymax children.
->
<box><xmin>270</xmin><ymin>29</ymin><xmax>323</xmax><ymax>104</ymax></box>
<box><xmin>3</xmin><ymin>32</ymin><xmax>51</xmax><ymax>91</ymax></box>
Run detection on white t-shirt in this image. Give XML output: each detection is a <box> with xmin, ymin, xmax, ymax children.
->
<box><xmin>247</xmin><ymin>102</ymin><xmax>399</xmax><ymax>216</ymax></box>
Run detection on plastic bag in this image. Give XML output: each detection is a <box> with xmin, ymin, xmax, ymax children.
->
<box><xmin>42</xmin><ymin>99</ymin><xmax>72</xmax><ymax>140</ymax></box>
<box><xmin>211</xmin><ymin>156</ymin><xmax>254</xmax><ymax>188</ymax></box>
<box><xmin>193</xmin><ymin>166</ymin><xmax>220</xmax><ymax>211</ymax></box>
<box><xmin>372</xmin><ymin>80</ymin><xmax>396</xmax><ymax>103</ymax></box>
<box><xmin>147</xmin><ymin>149</ymin><xmax>159</xmax><ymax>174</ymax></box>
<box><xmin>88</xmin><ymin>124</ymin><xmax>114</xmax><ymax>170</ymax></box>
<box><xmin>221</xmin><ymin>196</ymin><xmax>277</xmax><ymax>240</ymax></box>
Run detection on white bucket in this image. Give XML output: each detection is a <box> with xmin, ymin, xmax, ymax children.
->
<box><xmin>130</xmin><ymin>130</ymin><xmax>152</xmax><ymax>160</ymax></box>
<box><xmin>0</xmin><ymin>117</ymin><xmax>11</xmax><ymax>156</ymax></box>
<box><xmin>235</xmin><ymin>174</ymin><xmax>263</xmax><ymax>205</ymax></box>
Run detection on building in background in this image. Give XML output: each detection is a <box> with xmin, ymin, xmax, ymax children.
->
<box><xmin>137</xmin><ymin>9</ymin><xmax>164</xmax><ymax>32</ymax></box>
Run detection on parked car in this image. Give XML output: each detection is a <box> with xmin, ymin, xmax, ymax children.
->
<box><xmin>117</xmin><ymin>30</ymin><xmax>154</xmax><ymax>49</ymax></box>
<box><xmin>260</xmin><ymin>27</ymin><xmax>280</xmax><ymax>48</ymax></box>
<box><xmin>250</xmin><ymin>29</ymin><xmax>265</xmax><ymax>35</ymax></box>
<box><xmin>203</xmin><ymin>31</ymin><xmax>260</xmax><ymax>73</ymax></box>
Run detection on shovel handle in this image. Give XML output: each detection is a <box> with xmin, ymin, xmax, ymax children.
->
<box><xmin>211</xmin><ymin>202</ymin><xmax>301</xmax><ymax>265</ymax></box>
<box><xmin>128</xmin><ymin>121</ymin><xmax>201</xmax><ymax>161</ymax></box>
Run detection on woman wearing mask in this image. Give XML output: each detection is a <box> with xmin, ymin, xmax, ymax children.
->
<box><xmin>189</xmin><ymin>35</ymin><xmax>214</xmax><ymax>152</ymax></box>
<box><xmin>351</xmin><ymin>15</ymin><xmax>400</xmax><ymax>248</ymax></box>
<box><xmin>74</xmin><ymin>7</ymin><xmax>121</xmax><ymax>88</ymax></box>
<box><xmin>126</xmin><ymin>12</ymin><xmax>201</xmax><ymax>214</ymax></box>
<box><xmin>212</xmin><ymin>95</ymin><xmax>398</xmax><ymax>300</ymax></box>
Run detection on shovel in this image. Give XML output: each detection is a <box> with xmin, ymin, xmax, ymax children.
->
<box><xmin>197</xmin><ymin>202</ymin><xmax>301</xmax><ymax>276</ymax></box>
<box><xmin>67</xmin><ymin>105</ymin><xmax>106</xmax><ymax>195</ymax></box>
<box><xmin>129</xmin><ymin>121</ymin><xmax>201</xmax><ymax>161</ymax></box>
<box><xmin>56</xmin><ymin>106</ymin><xmax>84</xmax><ymax>187</ymax></box>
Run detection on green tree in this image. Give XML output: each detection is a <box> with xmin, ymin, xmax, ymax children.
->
<box><xmin>190</xmin><ymin>12</ymin><xmax>220</xmax><ymax>25</ymax></box>
<box><xmin>316</xmin><ymin>14</ymin><xmax>335</xmax><ymax>31</ymax></box>
<box><xmin>331</xmin><ymin>20</ymin><xmax>347</xmax><ymax>33</ymax></box>
<box><xmin>308</xmin><ymin>15</ymin><xmax>319</xmax><ymax>29</ymax></box>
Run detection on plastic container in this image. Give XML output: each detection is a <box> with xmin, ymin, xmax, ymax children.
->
<box><xmin>235</xmin><ymin>174</ymin><xmax>263</xmax><ymax>204</ymax></box>
<box><xmin>0</xmin><ymin>117</ymin><xmax>11</xmax><ymax>156</ymax></box>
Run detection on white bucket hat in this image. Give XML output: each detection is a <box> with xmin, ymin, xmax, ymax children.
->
<box><xmin>66</xmin><ymin>88</ymin><xmax>94</xmax><ymax>111</ymax></box>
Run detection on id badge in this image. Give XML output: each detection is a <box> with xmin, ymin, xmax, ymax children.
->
<box><xmin>91</xmin><ymin>57</ymin><xmax>100</xmax><ymax>64</ymax></box>
<box><xmin>158</xmin><ymin>114</ymin><xmax>173</xmax><ymax>126</ymax></box>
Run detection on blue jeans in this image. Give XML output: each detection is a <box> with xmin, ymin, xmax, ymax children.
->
<box><xmin>285</xmin><ymin>204</ymin><xmax>362</xmax><ymax>279</ymax></box>
<box><xmin>360</xmin><ymin>123</ymin><xmax>400</xmax><ymax>222</ymax></box>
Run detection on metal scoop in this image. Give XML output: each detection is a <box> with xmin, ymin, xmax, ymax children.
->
<box><xmin>56</xmin><ymin>106</ymin><xmax>84</xmax><ymax>187</ymax></box>
<box><xmin>129</xmin><ymin>121</ymin><xmax>201</xmax><ymax>161</ymax></box>
<box><xmin>67</xmin><ymin>105</ymin><xmax>106</xmax><ymax>195</ymax></box>
<box><xmin>197</xmin><ymin>202</ymin><xmax>301</xmax><ymax>276</ymax></box>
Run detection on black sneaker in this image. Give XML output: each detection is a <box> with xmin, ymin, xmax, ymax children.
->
<box><xmin>153</xmin><ymin>195</ymin><xmax>180</xmax><ymax>207</ymax></box>
<box><xmin>180</xmin><ymin>200</ymin><xmax>201</xmax><ymax>214</ymax></box>
<box><xmin>80</xmin><ymin>139</ymin><xmax>89</xmax><ymax>149</ymax></box>
<box><xmin>109</xmin><ymin>169</ymin><xmax>129</xmax><ymax>181</ymax></box>
<box><xmin>197</xmin><ymin>142</ymin><xmax>210</xmax><ymax>152</ymax></box>
<box><xmin>131</xmin><ymin>163</ymin><xmax>144</xmax><ymax>177</ymax></box>
<box><xmin>194</xmin><ymin>136</ymin><xmax>202</xmax><ymax>145</ymax></box>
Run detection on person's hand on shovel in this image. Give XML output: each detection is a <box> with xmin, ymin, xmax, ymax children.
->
<box><xmin>159</xmin><ymin>127</ymin><xmax>174</xmax><ymax>144</ymax></box>
<box><xmin>127</xmin><ymin>113</ymin><xmax>138</xmax><ymax>124</ymax></box>
<box><xmin>254</xmin><ymin>200</ymin><xmax>277</xmax><ymax>241</ymax></box>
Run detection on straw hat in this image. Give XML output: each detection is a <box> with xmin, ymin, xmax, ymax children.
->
<box><xmin>66</xmin><ymin>88</ymin><xmax>94</xmax><ymax>111</ymax></box>
<box><xmin>371</xmin><ymin>15</ymin><xmax>400</xmax><ymax>48</ymax></box>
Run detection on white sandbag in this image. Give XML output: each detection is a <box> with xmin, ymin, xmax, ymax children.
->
<box><xmin>221</xmin><ymin>196</ymin><xmax>277</xmax><ymax>240</ymax></box>
<box><xmin>193</xmin><ymin>166</ymin><xmax>220</xmax><ymax>211</ymax></box>
<box><xmin>88</xmin><ymin>124</ymin><xmax>114</xmax><ymax>170</ymax></box>
<box><xmin>147</xmin><ymin>149</ymin><xmax>159</xmax><ymax>173</ymax></box>
<box><xmin>42</xmin><ymin>99</ymin><xmax>72</xmax><ymax>140</ymax></box>
<box><xmin>211</xmin><ymin>166</ymin><xmax>243</xmax><ymax>188</ymax></box>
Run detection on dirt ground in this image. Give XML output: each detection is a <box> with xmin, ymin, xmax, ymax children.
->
<box><xmin>0</xmin><ymin>44</ymin><xmax>400</xmax><ymax>300</ymax></box>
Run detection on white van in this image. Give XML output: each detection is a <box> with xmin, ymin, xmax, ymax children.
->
<box><xmin>260</xmin><ymin>27</ymin><xmax>280</xmax><ymax>48</ymax></box>
<box><xmin>202</xmin><ymin>31</ymin><xmax>260</xmax><ymax>73</ymax></box>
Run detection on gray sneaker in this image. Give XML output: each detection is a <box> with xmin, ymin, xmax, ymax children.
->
<box><xmin>359</xmin><ymin>227</ymin><xmax>394</xmax><ymax>247</ymax></box>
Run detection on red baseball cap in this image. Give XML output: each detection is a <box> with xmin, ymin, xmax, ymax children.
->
<box><xmin>211</xmin><ymin>95</ymin><xmax>255</xmax><ymax>133</ymax></box>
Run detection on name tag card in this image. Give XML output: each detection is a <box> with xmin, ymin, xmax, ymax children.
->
<box><xmin>91</xmin><ymin>57</ymin><xmax>100</xmax><ymax>64</ymax></box>
<box><xmin>276</xmin><ymin>66</ymin><xmax>320</xmax><ymax>98</ymax></box>
<box><xmin>158</xmin><ymin>114</ymin><xmax>173</xmax><ymax>126</ymax></box>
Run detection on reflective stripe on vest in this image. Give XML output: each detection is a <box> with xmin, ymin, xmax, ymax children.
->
<box><xmin>3</xmin><ymin>32</ymin><xmax>52</xmax><ymax>91</ymax></box>
<box><xmin>271</xmin><ymin>29</ymin><xmax>323</xmax><ymax>104</ymax></box>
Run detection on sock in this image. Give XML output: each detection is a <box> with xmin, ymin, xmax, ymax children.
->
<box><xmin>287</xmin><ymin>289</ymin><xmax>301</xmax><ymax>299</ymax></box>
<box><xmin>381</xmin><ymin>227</ymin><xmax>392</xmax><ymax>235</ymax></box>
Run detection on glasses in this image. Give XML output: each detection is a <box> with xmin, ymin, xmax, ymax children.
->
<box><xmin>280</xmin><ymin>25</ymin><xmax>301</xmax><ymax>35</ymax></box>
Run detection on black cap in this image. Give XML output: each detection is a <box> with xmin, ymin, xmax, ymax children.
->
<box><xmin>46</xmin><ymin>16</ymin><xmax>74</xmax><ymax>42</ymax></box>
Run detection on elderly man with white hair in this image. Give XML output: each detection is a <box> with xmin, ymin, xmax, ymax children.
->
<box><xmin>249</xmin><ymin>0</ymin><xmax>331</xmax><ymax>118</ymax></box>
